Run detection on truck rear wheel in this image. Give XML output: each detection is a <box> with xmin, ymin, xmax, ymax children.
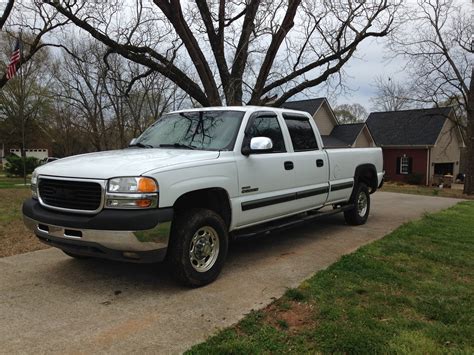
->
<box><xmin>167</xmin><ymin>208</ymin><xmax>228</xmax><ymax>287</ymax></box>
<box><xmin>344</xmin><ymin>183</ymin><xmax>370</xmax><ymax>225</ymax></box>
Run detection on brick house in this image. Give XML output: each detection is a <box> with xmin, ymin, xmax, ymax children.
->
<box><xmin>366</xmin><ymin>107</ymin><xmax>465</xmax><ymax>186</ymax></box>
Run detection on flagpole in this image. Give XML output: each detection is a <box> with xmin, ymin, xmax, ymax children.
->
<box><xmin>18</xmin><ymin>31</ymin><xmax>27</xmax><ymax>185</ymax></box>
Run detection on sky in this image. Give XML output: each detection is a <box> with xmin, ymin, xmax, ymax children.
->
<box><xmin>321</xmin><ymin>36</ymin><xmax>409</xmax><ymax>111</ymax></box>
<box><xmin>326</xmin><ymin>0</ymin><xmax>470</xmax><ymax>112</ymax></box>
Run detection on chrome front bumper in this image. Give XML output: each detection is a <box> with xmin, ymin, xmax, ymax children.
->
<box><xmin>22</xmin><ymin>198</ymin><xmax>173</xmax><ymax>263</ymax></box>
<box><xmin>24</xmin><ymin>215</ymin><xmax>170</xmax><ymax>251</ymax></box>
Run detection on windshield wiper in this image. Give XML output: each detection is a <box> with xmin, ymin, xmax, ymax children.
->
<box><xmin>129</xmin><ymin>142</ymin><xmax>155</xmax><ymax>148</ymax></box>
<box><xmin>159</xmin><ymin>143</ymin><xmax>197</xmax><ymax>150</ymax></box>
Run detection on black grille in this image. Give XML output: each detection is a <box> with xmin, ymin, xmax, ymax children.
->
<box><xmin>38</xmin><ymin>179</ymin><xmax>102</xmax><ymax>211</ymax></box>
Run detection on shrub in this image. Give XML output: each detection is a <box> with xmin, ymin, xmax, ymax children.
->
<box><xmin>4</xmin><ymin>155</ymin><xmax>40</xmax><ymax>177</ymax></box>
<box><xmin>406</xmin><ymin>173</ymin><xmax>425</xmax><ymax>185</ymax></box>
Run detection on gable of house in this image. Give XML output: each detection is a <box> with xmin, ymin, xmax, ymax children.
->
<box><xmin>431</xmin><ymin>118</ymin><xmax>465</xmax><ymax>161</ymax></box>
<box><xmin>313</xmin><ymin>103</ymin><xmax>338</xmax><ymax>135</ymax></box>
<box><xmin>354</xmin><ymin>126</ymin><xmax>375</xmax><ymax>148</ymax></box>
<box><xmin>429</xmin><ymin>117</ymin><xmax>465</xmax><ymax>179</ymax></box>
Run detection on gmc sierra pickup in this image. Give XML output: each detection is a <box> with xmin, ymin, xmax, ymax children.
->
<box><xmin>23</xmin><ymin>106</ymin><xmax>384</xmax><ymax>286</ymax></box>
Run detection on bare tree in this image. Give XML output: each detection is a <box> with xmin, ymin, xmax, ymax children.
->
<box><xmin>0</xmin><ymin>1</ymin><xmax>69</xmax><ymax>89</ymax></box>
<box><xmin>334</xmin><ymin>103</ymin><xmax>368</xmax><ymax>123</ymax></box>
<box><xmin>42</xmin><ymin>0</ymin><xmax>401</xmax><ymax>107</ymax></box>
<box><xmin>50</xmin><ymin>38</ymin><xmax>182</xmax><ymax>152</ymax></box>
<box><xmin>124</xmin><ymin>67</ymin><xmax>183</xmax><ymax>139</ymax></box>
<box><xmin>45</xmin><ymin>100</ymin><xmax>91</xmax><ymax>157</ymax></box>
<box><xmin>0</xmin><ymin>39</ymin><xmax>53</xmax><ymax>160</ymax></box>
<box><xmin>52</xmin><ymin>40</ymin><xmax>111</xmax><ymax>151</ymax></box>
<box><xmin>101</xmin><ymin>52</ymin><xmax>179</xmax><ymax>147</ymax></box>
<box><xmin>389</xmin><ymin>0</ymin><xmax>473</xmax><ymax>194</ymax></box>
<box><xmin>370</xmin><ymin>76</ymin><xmax>412</xmax><ymax>111</ymax></box>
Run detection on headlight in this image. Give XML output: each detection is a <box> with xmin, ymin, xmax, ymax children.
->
<box><xmin>106</xmin><ymin>177</ymin><xmax>158</xmax><ymax>209</ymax></box>
<box><xmin>31</xmin><ymin>170</ymin><xmax>39</xmax><ymax>199</ymax></box>
<box><xmin>108</xmin><ymin>177</ymin><xmax>158</xmax><ymax>193</ymax></box>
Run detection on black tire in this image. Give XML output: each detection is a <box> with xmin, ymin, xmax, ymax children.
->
<box><xmin>167</xmin><ymin>208</ymin><xmax>228</xmax><ymax>287</ymax></box>
<box><xmin>344</xmin><ymin>183</ymin><xmax>370</xmax><ymax>225</ymax></box>
<box><xmin>62</xmin><ymin>250</ymin><xmax>90</xmax><ymax>259</ymax></box>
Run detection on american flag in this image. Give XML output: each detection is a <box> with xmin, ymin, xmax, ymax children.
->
<box><xmin>6</xmin><ymin>39</ymin><xmax>21</xmax><ymax>80</ymax></box>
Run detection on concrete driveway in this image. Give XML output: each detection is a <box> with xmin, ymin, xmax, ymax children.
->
<box><xmin>0</xmin><ymin>192</ymin><xmax>460</xmax><ymax>354</ymax></box>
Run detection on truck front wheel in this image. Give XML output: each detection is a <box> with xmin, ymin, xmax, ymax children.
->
<box><xmin>167</xmin><ymin>208</ymin><xmax>228</xmax><ymax>287</ymax></box>
<box><xmin>344</xmin><ymin>183</ymin><xmax>370</xmax><ymax>225</ymax></box>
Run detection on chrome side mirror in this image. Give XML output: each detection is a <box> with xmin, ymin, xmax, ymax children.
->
<box><xmin>250</xmin><ymin>137</ymin><xmax>273</xmax><ymax>150</ymax></box>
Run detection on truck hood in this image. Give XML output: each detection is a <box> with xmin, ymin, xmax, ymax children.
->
<box><xmin>37</xmin><ymin>149</ymin><xmax>220</xmax><ymax>179</ymax></box>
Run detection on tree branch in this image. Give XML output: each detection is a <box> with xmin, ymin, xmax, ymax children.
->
<box><xmin>43</xmin><ymin>0</ymin><xmax>210</xmax><ymax>106</ymax></box>
<box><xmin>0</xmin><ymin>0</ymin><xmax>14</xmax><ymax>30</ymax></box>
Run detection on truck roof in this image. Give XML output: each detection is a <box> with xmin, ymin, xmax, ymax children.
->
<box><xmin>169</xmin><ymin>106</ymin><xmax>311</xmax><ymax>117</ymax></box>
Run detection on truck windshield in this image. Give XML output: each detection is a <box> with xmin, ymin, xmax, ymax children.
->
<box><xmin>134</xmin><ymin>110</ymin><xmax>245</xmax><ymax>151</ymax></box>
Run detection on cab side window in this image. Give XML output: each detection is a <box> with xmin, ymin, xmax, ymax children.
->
<box><xmin>244</xmin><ymin>114</ymin><xmax>286</xmax><ymax>153</ymax></box>
<box><xmin>283</xmin><ymin>114</ymin><xmax>318</xmax><ymax>151</ymax></box>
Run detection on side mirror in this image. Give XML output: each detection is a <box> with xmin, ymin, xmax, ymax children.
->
<box><xmin>242</xmin><ymin>137</ymin><xmax>273</xmax><ymax>156</ymax></box>
<box><xmin>129</xmin><ymin>138</ymin><xmax>138</xmax><ymax>146</ymax></box>
<box><xmin>250</xmin><ymin>137</ymin><xmax>273</xmax><ymax>150</ymax></box>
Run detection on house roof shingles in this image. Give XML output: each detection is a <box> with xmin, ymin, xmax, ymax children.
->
<box><xmin>281</xmin><ymin>98</ymin><xmax>325</xmax><ymax>116</ymax></box>
<box><xmin>321</xmin><ymin>135</ymin><xmax>351</xmax><ymax>148</ymax></box>
<box><xmin>366</xmin><ymin>107</ymin><xmax>451</xmax><ymax>146</ymax></box>
<box><xmin>329</xmin><ymin>123</ymin><xmax>365</xmax><ymax>146</ymax></box>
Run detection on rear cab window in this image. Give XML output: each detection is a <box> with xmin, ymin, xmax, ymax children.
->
<box><xmin>283</xmin><ymin>114</ymin><xmax>319</xmax><ymax>151</ymax></box>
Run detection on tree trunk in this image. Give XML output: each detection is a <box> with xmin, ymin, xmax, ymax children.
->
<box><xmin>463</xmin><ymin>69</ymin><xmax>474</xmax><ymax>195</ymax></box>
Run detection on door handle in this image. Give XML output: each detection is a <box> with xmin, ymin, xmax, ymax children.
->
<box><xmin>284</xmin><ymin>161</ymin><xmax>294</xmax><ymax>170</ymax></box>
<box><xmin>316</xmin><ymin>159</ymin><xmax>324</xmax><ymax>167</ymax></box>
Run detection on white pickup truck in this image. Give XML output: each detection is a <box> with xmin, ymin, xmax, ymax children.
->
<box><xmin>23</xmin><ymin>106</ymin><xmax>383</xmax><ymax>286</ymax></box>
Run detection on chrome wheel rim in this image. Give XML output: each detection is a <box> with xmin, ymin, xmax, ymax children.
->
<box><xmin>357</xmin><ymin>192</ymin><xmax>368</xmax><ymax>217</ymax></box>
<box><xmin>189</xmin><ymin>226</ymin><xmax>220</xmax><ymax>273</ymax></box>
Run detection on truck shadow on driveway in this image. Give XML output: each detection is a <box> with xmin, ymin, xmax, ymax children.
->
<box><xmin>41</xmin><ymin>213</ymin><xmax>348</xmax><ymax>294</ymax></box>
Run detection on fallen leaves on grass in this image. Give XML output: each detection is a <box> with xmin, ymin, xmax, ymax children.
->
<box><xmin>0</xmin><ymin>189</ymin><xmax>47</xmax><ymax>257</ymax></box>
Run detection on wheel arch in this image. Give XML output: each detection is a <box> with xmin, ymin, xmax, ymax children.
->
<box><xmin>172</xmin><ymin>187</ymin><xmax>232</xmax><ymax>228</ymax></box>
<box><xmin>354</xmin><ymin>164</ymin><xmax>378</xmax><ymax>194</ymax></box>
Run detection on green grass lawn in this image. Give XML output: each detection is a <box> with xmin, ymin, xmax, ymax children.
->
<box><xmin>188</xmin><ymin>202</ymin><xmax>474</xmax><ymax>354</ymax></box>
<box><xmin>0</xmin><ymin>175</ymin><xmax>30</xmax><ymax>189</ymax></box>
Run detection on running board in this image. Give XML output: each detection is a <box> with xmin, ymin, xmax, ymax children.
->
<box><xmin>233</xmin><ymin>204</ymin><xmax>354</xmax><ymax>239</ymax></box>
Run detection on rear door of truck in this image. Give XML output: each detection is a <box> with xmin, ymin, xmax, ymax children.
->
<box><xmin>281</xmin><ymin>113</ymin><xmax>330</xmax><ymax>210</ymax></box>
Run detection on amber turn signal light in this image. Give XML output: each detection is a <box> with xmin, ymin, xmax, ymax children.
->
<box><xmin>137</xmin><ymin>177</ymin><xmax>158</xmax><ymax>193</ymax></box>
<box><xmin>135</xmin><ymin>199</ymin><xmax>152</xmax><ymax>208</ymax></box>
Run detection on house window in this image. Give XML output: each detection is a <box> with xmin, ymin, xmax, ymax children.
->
<box><xmin>400</xmin><ymin>156</ymin><xmax>410</xmax><ymax>174</ymax></box>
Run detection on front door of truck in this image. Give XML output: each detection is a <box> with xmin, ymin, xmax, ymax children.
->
<box><xmin>235</xmin><ymin>111</ymin><xmax>300</xmax><ymax>227</ymax></box>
